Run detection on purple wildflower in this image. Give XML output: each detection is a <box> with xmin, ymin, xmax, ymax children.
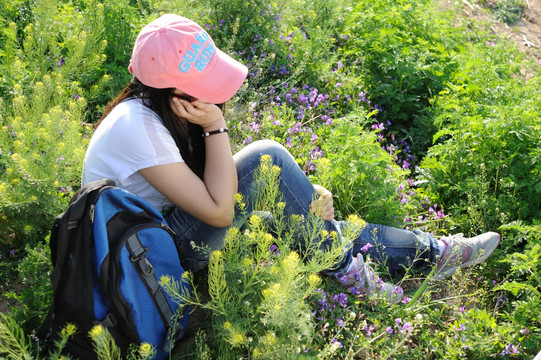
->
<box><xmin>349</xmin><ymin>286</ymin><xmax>360</xmax><ymax>295</ymax></box>
<box><xmin>401</xmin><ymin>296</ymin><xmax>411</xmax><ymax>304</ymax></box>
<box><xmin>358</xmin><ymin>91</ymin><xmax>367</xmax><ymax>102</ymax></box>
<box><xmin>363</xmin><ymin>324</ymin><xmax>374</xmax><ymax>337</ymax></box>
<box><xmin>361</xmin><ymin>243</ymin><xmax>373</xmax><ymax>253</ymax></box>
<box><xmin>331</xmin><ymin>338</ymin><xmax>343</xmax><ymax>348</ymax></box>
<box><xmin>332</xmin><ymin>293</ymin><xmax>348</xmax><ymax>308</ymax></box>
<box><xmin>278</xmin><ymin>64</ymin><xmax>289</xmax><ymax>75</ymax></box>
<box><xmin>249</xmin><ymin>122</ymin><xmax>260</xmax><ymax>133</ymax></box>
<box><xmin>500</xmin><ymin>343</ymin><xmax>519</xmax><ymax>356</ymax></box>
<box><xmin>269</xmin><ymin>244</ymin><xmax>280</xmax><ymax>256</ymax></box>
<box><xmin>400</xmin><ymin>321</ymin><xmax>413</xmax><ymax>334</ymax></box>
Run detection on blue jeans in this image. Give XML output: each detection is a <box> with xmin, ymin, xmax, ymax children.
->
<box><xmin>165</xmin><ymin>140</ymin><xmax>440</xmax><ymax>275</ymax></box>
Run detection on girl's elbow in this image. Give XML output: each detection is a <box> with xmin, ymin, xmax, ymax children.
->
<box><xmin>208</xmin><ymin>210</ymin><xmax>234</xmax><ymax>228</ymax></box>
<box><xmin>219</xmin><ymin>212</ymin><xmax>235</xmax><ymax>227</ymax></box>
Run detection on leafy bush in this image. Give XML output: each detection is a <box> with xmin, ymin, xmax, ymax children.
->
<box><xmin>339</xmin><ymin>0</ymin><xmax>465</xmax><ymax>155</ymax></box>
<box><xmin>0</xmin><ymin>0</ymin><xmax>111</xmax><ymax>251</ymax></box>
<box><xmin>496</xmin><ymin>221</ymin><xmax>541</xmax><ymax>351</ymax></box>
<box><xmin>4</xmin><ymin>242</ymin><xmax>51</xmax><ymax>333</ymax></box>
<box><xmin>490</xmin><ymin>0</ymin><xmax>527</xmax><ymax>24</ymax></box>
<box><xmin>418</xmin><ymin>43</ymin><xmax>541</xmax><ymax>233</ymax></box>
<box><xmin>314</xmin><ymin>114</ymin><xmax>413</xmax><ymax>225</ymax></box>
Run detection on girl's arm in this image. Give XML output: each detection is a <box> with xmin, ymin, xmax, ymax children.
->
<box><xmin>139</xmin><ymin>97</ymin><xmax>237</xmax><ymax>227</ymax></box>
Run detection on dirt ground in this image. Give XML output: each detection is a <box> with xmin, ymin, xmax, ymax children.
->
<box><xmin>440</xmin><ymin>0</ymin><xmax>541</xmax><ymax>64</ymax></box>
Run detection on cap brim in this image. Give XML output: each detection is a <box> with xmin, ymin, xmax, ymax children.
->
<box><xmin>176</xmin><ymin>49</ymin><xmax>248</xmax><ymax>104</ymax></box>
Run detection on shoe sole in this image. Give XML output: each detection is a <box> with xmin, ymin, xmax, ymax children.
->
<box><xmin>433</xmin><ymin>233</ymin><xmax>500</xmax><ymax>280</ymax></box>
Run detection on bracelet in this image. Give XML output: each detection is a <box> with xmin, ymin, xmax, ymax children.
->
<box><xmin>202</xmin><ymin>128</ymin><xmax>229</xmax><ymax>137</ymax></box>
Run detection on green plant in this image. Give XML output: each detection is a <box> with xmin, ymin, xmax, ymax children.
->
<box><xmin>0</xmin><ymin>0</ymin><xmax>109</xmax><ymax>251</ymax></box>
<box><xmin>418</xmin><ymin>45</ymin><xmax>541</xmax><ymax>233</ymax></box>
<box><xmin>495</xmin><ymin>222</ymin><xmax>541</xmax><ymax>353</ymax></box>
<box><xmin>0</xmin><ymin>312</ymin><xmax>38</xmax><ymax>359</ymax></box>
<box><xmin>4</xmin><ymin>242</ymin><xmax>51</xmax><ymax>333</ymax></box>
<box><xmin>162</xmin><ymin>155</ymin><xmax>358</xmax><ymax>359</ymax></box>
<box><xmin>490</xmin><ymin>0</ymin><xmax>526</xmax><ymax>24</ymax></box>
<box><xmin>340</xmin><ymin>0</ymin><xmax>465</xmax><ymax>156</ymax></box>
<box><xmin>313</xmin><ymin>113</ymin><xmax>413</xmax><ymax>226</ymax></box>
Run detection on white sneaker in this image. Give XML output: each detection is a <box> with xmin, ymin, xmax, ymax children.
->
<box><xmin>434</xmin><ymin>232</ymin><xmax>500</xmax><ymax>280</ymax></box>
<box><xmin>341</xmin><ymin>254</ymin><xmax>404</xmax><ymax>304</ymax></box>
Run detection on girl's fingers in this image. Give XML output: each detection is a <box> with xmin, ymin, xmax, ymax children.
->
<box><xmin>171</xmin><ymin>97</ymin><xmax>192</xmax><ymax>117</ymax></box>
<box><xmin>309</xmin><ymin>198</ymin><xmax>335</xmax><ymax>220</ymax></box>
<box><xmin>171</xmin><ymin>97</ymin><xmax>224</xmax><ymax>128</ymax></box>
<box><xmin>171</xmin><ymin>97</ymin><xmax>206</xmax><ymax>120</ymax></box>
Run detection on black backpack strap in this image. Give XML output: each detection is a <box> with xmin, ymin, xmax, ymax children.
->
<box><xmin>125</xmin><ymin>234</ymin><xmax>174</xmax><ymax>327</ymax></box>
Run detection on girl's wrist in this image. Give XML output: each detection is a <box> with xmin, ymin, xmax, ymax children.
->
<box><xmin>202</xmin><ymin>117</ymin><xmax>226</xmax><ymax>132</ymax></box>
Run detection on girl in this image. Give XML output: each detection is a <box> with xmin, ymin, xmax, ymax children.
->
<box><xmin>82</xmin><ymin>14</ymin><xmax>500</xmax><ymax>304</ymax></box>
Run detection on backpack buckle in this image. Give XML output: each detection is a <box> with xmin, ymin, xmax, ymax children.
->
<box><xmin>131</xmin><ymin>250</ymin><xmax>154</xmax><ymax>276</ymax></box>
<box><xmin>139</xmin><ymin>257</ymin><xmax>154</xmax><ymax>276</ymax></box>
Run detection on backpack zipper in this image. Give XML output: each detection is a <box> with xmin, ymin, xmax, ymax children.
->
<box><xmin>89</xmin><ymin>204</ymin><xmax>95</xmax><ymax>223</ymax></box>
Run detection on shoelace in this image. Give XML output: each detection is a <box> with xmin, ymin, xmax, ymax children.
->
<box><xmin>439</xmin><ymin>234</ymin><xmax>473</xmax><ymax>266</ymax></box>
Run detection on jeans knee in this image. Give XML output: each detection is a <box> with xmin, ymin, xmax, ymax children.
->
<box><xmin>236</xmin><ymin>139</ymin><xmax>293</xmax><ymax>167</ymax></box>
<box><xmin>252</xmin><ymin>139</ymin><xmax>288</xmax><ymax>158</ymax></box>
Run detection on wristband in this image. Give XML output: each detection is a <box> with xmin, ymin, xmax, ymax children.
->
<box><xmin>202</xmin><ymin>128</ymin><xmax>229</xmax><ymax>137</ymax></box>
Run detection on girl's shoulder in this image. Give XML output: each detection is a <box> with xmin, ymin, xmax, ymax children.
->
<box><xmin>116</xmin><ymin>97</ymin><xmax>159</xmax><ymax>117</ymax></box>
<box><xmin>104</xmin><ymin>98</ymin><xmax>162</xmax><ymax>128</ymax></box>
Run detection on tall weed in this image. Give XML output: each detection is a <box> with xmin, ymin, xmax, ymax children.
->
<box><xmin>166</xmin><ymin>156</ymin><xmax>351</xmax><ymax>359</ymax></box>
<box><xmin>0</xmin><ymin>0</ymin><xmax>109</xmax><ymax>251</ymax></box>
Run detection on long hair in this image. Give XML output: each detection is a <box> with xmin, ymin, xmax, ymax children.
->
<box><xmin>97</xmin><ymin>78</ymin><xmax>223</xmax><ymax>179</ymax></box>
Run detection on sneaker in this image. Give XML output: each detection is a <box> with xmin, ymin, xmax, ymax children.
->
<box><xmin>341</xmin><ymin>254</ymin><xmax>404</xmax><ymax>304</ymax></box>
<box><xmin>434</xmin><ymin>232</ymin><xmax>500</xmax><ymax>280</ymax></box>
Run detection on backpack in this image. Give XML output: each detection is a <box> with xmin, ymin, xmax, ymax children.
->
<box><xmin>36</xmin><ymin>179</ymin><xmax>190</xmax><ymax>359</ymax></box>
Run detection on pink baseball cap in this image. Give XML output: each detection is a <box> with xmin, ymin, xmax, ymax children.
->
<box><xmin>129</xmin><ymin>14</ymin><xmax>248</xmax><ymax>104</ymax></box>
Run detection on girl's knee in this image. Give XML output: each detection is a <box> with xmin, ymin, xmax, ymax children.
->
<box><xmin>251</xmin><ymin>139</ymin><xmax>287</xmax><ymax>156</ymax></box>
<box><xmin>236</xmin><ymin>139</ymin><xmax>292</xmax><ymax>165</ymax></box>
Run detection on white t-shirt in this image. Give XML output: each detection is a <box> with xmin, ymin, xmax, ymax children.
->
<box><xmin>82</xmin><ymin>98</ymin><xmax>184</xmax><ymax>211</ymax></box>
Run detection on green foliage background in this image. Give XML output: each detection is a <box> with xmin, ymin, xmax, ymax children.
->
<box><xmin>0</xmin><ymin>0</ymin><xmax>540</xmax><ymax>358</ymax></box>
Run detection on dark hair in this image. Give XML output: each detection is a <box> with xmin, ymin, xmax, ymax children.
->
<box><xmin>98</xmin><ymin>78</ymin><xmax>224</xmax><ymax>179</ymax></box>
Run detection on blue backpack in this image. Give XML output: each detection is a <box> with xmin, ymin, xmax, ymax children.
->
<box><xmin>36</xmin><ymin>179</ymin><xmax>190</xmax><ymax>359</ymax></box>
